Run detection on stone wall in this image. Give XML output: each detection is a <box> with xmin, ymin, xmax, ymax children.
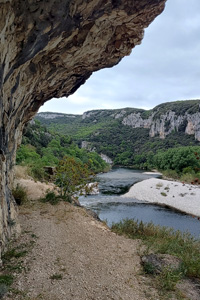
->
<box><xmin>0</xmin><ymin>0</ymin><xmax>166</xmax><ymax>254</ymax></box>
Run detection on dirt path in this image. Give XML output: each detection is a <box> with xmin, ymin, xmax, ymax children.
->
<box><xmin>3</xmin><ymin>175</ymin><xmax>161</xmax><ymax>299</ymax></box>
<box><xmin>4</xmin><ymin>196</ymin><xmax>159</xmax><ymax>300</ymax></box>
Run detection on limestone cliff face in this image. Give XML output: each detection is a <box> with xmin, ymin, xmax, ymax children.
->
<box><xmin>0</xmin><ymin>0</ymin><xmax>166</xmax><ymax>253</ymax></box>
<box><xmin>122</xmin><ymin>105</ymin><xmax>200</xmax><ymax>141</ymax></box>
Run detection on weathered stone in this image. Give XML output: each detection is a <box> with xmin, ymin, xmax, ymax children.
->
<box><xmin>122</xmin><ymin>108</ymin><xmax>200</xmax><ymax>140</ymax></box>
<box><xmin>0</xmin><ymin>0</ymin><xmax>166</xmax><ymax>254</ymax></box>
<box><xmin>100</xmin><ymin>153</ymin><xmax>113</xmax><ymax>164</ymax></box>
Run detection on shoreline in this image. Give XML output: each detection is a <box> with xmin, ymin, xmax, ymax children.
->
<box><xmin>123</xmin><ymin>178</ymin><xmax>200</xmax><ymax>218</ymax></box>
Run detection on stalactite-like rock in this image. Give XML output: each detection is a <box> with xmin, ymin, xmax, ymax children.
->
<box><xmin>0</xmin><ymin>0</ymin><xmax>166</xmax><ymax>254</ymax></box>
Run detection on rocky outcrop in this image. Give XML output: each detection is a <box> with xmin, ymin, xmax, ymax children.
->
<box><xmin>122</xmin><ymin>107</ymin><xmax>200</xmax><ymax>140</ymax></box>
<box><xmin>122</xmin><ymin>112</ymin><xmax>154</xmax><ymax>129</ymax></box>
<box><xmin>0</xmin><ymin>0</ymin><xmax>166</xmax><ymax>254</ymax></box>
<box><xmin>100</xmin><ymin>154</ymin><xmax>113</xmax><ymax>164</ymax></box>
<box><xmin>80</xmin><ymin>102</ymin><xmax>200</xmax><ymax>141</ymax></box>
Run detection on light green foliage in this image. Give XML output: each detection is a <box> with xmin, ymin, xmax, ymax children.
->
<box><xmin>16</xmin><ymin>120</ymin><xmax>108</xmax><ymax>181</ymax></box>
<box><xmin>162</xmin><ymin>169</ymin><xmax>179</xmax><ymax>179</ymax></box>
<box><xmin>16</xmin><ymin>144</ymin><xmax>40</xmax><ymax>164</ymax></box>
<box><xmin>55</xmin><ymin>156</ymin><xmax>94</xmax><ymax>199</ymax></box>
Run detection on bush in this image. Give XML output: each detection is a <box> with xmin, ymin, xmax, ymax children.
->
<box><xmin>40</xmin><ymin>191</ymin><xmax>60</xmax><ymax>205</ymax></box>
<box><xmin>55</xmin><ymin>156</ymin><xmax>93</xmax><ymax>198</ymax></box>
<box><xmin>182</xmin><ymin>166</ymin><xmax>195</xmax><ymax>174</ymax></box>
<box><xmin>29</xmin><ymin>164</ymin><xmax>47</xmax><ymax>181</ymax></box>
<box><xmin>12</xmin><ymin>184</ymin><xmax>28</xmax><ymax>205</ymax></box>
<box><xmin>180</xmin><ymin>173</ymin><xmax>196</xmax><ymax>183</ymax></box>
<box><xmin>162</xmin><ymin>169</ymin><xmax>179</xmax><ymax>180</ymax></box>
<box><xmin>40</xmin><ymin>191</ymin><xmax>72</xmax><ymax>205</ymax></box>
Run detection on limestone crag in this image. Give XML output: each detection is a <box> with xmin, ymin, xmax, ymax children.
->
<box><xmin>100</xmin><ymin>153</ymin><xmax>113</xmax><ymax>164</ymax></box>
<box><xmin>122</xmin><ymin>112</ymin><xmax>154</xmax><ymax>129</ymax></box>
<box><xmin>122</xmin><ymin>108</ymin><xmax>200</xmax><ymax>141</ymax></box>
<box><xmin>0</xmin><ymin>0</ymin><xmax>166</xmax><ymax>253</ymax></box>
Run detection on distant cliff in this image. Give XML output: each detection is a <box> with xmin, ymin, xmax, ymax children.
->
<box><xmin>121</xmin><ymin>101</ymin><xmax>200</xmax><ymax>141</ymax></box>
<box><xmin>39</xmin><ymin>100</ymin><xmax>200</xmax><ymax>139</ymax></box>
<box><xmin>36</xmin><ymin>100</ymin><xmax>200</xmax><ymax>166</ymax></box>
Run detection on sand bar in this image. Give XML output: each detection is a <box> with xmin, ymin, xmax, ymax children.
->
<box><xmin>123</xmin><ymin>178</ymin><xmax>200</xmax><ymax>217</ymax></box>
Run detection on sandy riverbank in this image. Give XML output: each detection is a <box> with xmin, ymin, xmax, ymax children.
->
<box><xmin>123</xmin><ymin>178</ymin><xmax>200</xmax><ymax>217</ymax></box>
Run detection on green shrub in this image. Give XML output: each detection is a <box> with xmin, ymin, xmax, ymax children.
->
<box><xmin>29</xmin><ymin>165</ymin><xmax>47</xmax><ymax>181</ymax></box>
<box><xmin>2</xmin><ymin>248</ymin><xmax>27</xmax><ymax>261</ymax></box>
<box><xmin>180</xmin><ymin>173</ymin><xmax>195</xmax><ymax>183</ymax></box>
<box><xmin>156</xmin><ymin>268</ymin><xmax>182</xmax><ymax>291</ymax></box>
<box><xmin>40</xmin><ymin>190</ymin><xmax>73</xmax><ymax>205</ymax></box>
<box><xmin>0</xmin><ymin>274</ymin><xmax>13</xmax><ymax>286</ymax></box>
<box><xmin>12</xmin><ymin>184</ymin><xmax>27</xmax><ymax>205</ymax></box>
<box><xmin>182</xmin><ymin>166</ymin><xmax>195</xmax><ymax>174</ymax></box>
<box><xmin>40</xmin><ymin>191</ymin><xmax>60</xmax><ymax>205</ymax></box>
<box><xmin>162</xmin><ymin>169</ymin><xmax>179</xmax><ymax>179</ymax></box>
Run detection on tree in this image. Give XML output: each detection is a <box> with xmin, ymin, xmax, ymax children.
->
<box><xmin>55</xmin><ymin>156</ymin><xmax>94</xmax><ymax>201</ymax></box>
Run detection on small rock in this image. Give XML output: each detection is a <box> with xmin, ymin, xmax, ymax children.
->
<box><xmin>141</xmin><ymin>253</ymin><xmax>182</xmax><ymax>274</ymax></box>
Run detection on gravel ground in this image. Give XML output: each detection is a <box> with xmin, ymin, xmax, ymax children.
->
<box><xmin>4</xmin><ymin>200</ymin><xmax>159</xmax><ymax>300</ymax></box>
<box><xmin>123</xmin><ymin>178</ymin><xmax>200</xmax><ymax>217</ymax></box>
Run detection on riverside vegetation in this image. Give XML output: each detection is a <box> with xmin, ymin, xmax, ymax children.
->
<box><xmin>16</xmin><ymin>120</ymin><xmax>109</xmax><ymax>182</ymax></box>
<box><xmin>112</xmin><ymin>219</ymin><xmax>200</xmax><ymax>299</ymax></box>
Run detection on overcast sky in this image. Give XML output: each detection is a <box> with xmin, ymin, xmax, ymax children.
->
<box><xmin>39</xmin><ymin>0</ymin><xmax>200</xmax><ymax>115</ymax></box>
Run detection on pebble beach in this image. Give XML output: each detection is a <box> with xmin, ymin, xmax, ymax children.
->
<box><xmin>123</xmin><ymin>178</ymin><xmax>200</xmax><ymax>218</ymax></box>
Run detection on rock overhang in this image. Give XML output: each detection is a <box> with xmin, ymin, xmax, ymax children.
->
<box><xmin>0</xmin><ymin>0</ymin><xmax>167</xmax><ymax>253</ymax></box>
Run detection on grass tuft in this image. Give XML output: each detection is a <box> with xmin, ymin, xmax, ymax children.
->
<box><xmin>0</xmin><ymin>275</ymin><xmax>13</xmax><ymax>286</ymax></box>
<box><xmin>40</xmin><ymin>190</ymin><xmax>72</xmax><ymax>205</ymax></box>
<box><xmin>12</xmin><ymin>184</ymin><xmax>28</xmax><ymax>205</ymax></box>
<box><xmin>40</xmin><ymin>191</ymin><xmax>60</xmax><ymax>205</ymax></box>
<box><xmin>111</xmin><ymin>219</ymin><xmax>200</xmax><ymax>279</ymax></box>
<box><xmin>2</xmin><ymin>248</ymin><xmax>27</xmax><ymax>261</ymax></box>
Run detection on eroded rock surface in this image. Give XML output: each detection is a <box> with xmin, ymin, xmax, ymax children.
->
<box><xmin>0</xmin><ymin>0</ymin><xmax>166</xmax><ymax>253</ymax></box>
<box><xmin>122</xmin><ymin>108</ymin><xmax>200</xmax><ymax>140</ymax></box>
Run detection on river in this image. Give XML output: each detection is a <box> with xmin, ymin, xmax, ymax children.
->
<box><xmin>79</xmin><ymin>167</ymin><xmax>200</xmax><ymax>239</ymax></box>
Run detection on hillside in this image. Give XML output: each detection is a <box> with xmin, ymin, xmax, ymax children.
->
<box><xmin>16</xmin><ymin>120</ymin><xmax>108</xmax><ymax>181</ymax></box>
<box><xmin>36</xmin><ymin>100</ymin><xmax>200</xmax><ymax>167</ymax></box>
